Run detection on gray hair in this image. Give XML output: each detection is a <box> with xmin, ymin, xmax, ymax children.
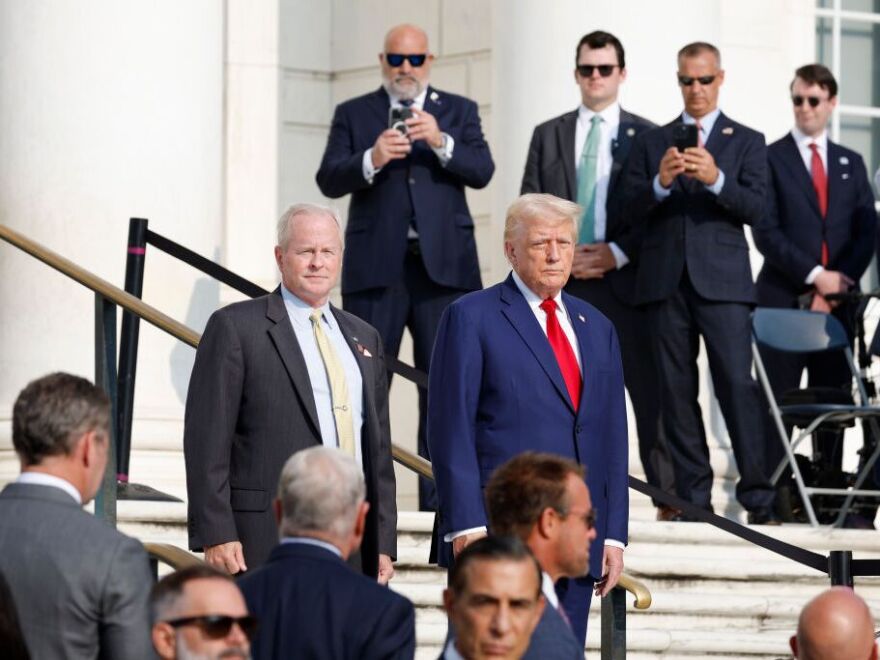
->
<box><xmin>277</xmin><ymin>446</ymin><xmax>366</xmax><ymax>540</ymax></box>
<box><xmin>276</xmin><ymin>203</ymin><xmax>344</xmax><ymax>249</ymax></box>
<box><xmin>504</xmin><ymin>193</ymin><xmax>580</xmax><ymax>243</ymax></box>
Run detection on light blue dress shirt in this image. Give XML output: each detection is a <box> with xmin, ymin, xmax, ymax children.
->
<box><xmin>281</xmin><ymin>285</ymin><xmax>364</xmax><ymax>468</ymax></box>
<box><xmin>653</xmin><ymin>108</ymin><xmax>726</xmax><ymax>199</ymax></box>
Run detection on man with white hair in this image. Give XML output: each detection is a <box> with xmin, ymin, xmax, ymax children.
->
<box><xmin>184</xmin><ymin>203</ymin><xmax>397</xmax><ymax>581</ymax></box>
<box><xmin>237</xmin><ymin>447</ymin><xmax>415</xmax><ymax>660</ymax></box>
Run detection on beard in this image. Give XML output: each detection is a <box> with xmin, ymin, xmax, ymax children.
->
<box><xmin>384</xmin><ymin>73</ymin><xmax>423</xmax><ymax>101</ymax></box>
<box><xmin>175</xmin><ymin>636</ymin><xmax>251</xmax><ymax>660</ymax></box>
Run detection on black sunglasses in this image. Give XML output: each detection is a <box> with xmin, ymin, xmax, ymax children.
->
<box><xmin>166</xmin><ymin>615</ymin><xmax>259</xmax><ymax>640</ymax></box>
<box><xmin>678</xmin><ymin>75</ymin><xmax>717</xmax><ymax>86</ymax></box>
<box><xmin>576</xmin><ymin>64</ymin><xmax>619</xmax><ymax>78</ymax></box>
<box><xmin>792</xmin><ymin>95</ymin><xmax>823</xmax><ymax>108</ymax></box>
<box><xmin>385</xmin><ymin>53</ymin><xmax>428</xmax><ymax>67</ymax></box>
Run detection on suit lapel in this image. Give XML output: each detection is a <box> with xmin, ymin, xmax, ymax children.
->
<box><xmin>499</xmin><ymin>276</ymin><xmax>575</xmax><ymax>413</ymax></box>
<box><xmin>332</xmin><ymin>307</ymin><xmax>376</xmax><ymax>422</ymax></box>
<box><xmin>703</xmin><ymin>111</ymin><xmax>736</xmax><ymax>161</ymax></box>
<box><xmin>778</xmin><ymin>133</ymin><xmax>822</xmax><ymax>217</ymax></box>
<box><xmin>557</xmin><ymin>111</ymin><xmax>578</xmax><ymax>200</ymax></box>
<box><xmin>825</xmin><ymin>141</ymin><xmax>845</xmax><ymax>222</ymax></box>
<box><xmin>609</xmin><ymin>109</ymin><xmax>636</xmax><ymax>194</ymax></box>
<box><xmin>365</xmin><ymin>87</ymin><xmax>391</xmax><ymax>128</ymax></box>
<box><xmin>265</xmin><ymin>290</ymin><xmax>322</xmax><ymax>436</ymax></box>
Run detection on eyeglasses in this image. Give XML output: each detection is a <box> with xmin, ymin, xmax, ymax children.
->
<box><xmin>576</xmin><ymin>64</ymin><xmax>619</xmax><ymax>78</ymax></box>
<box><xmin>385</xmin><ymin>53</ymin><xmax>428</xmax><ymax>67</ymax></box>
<box><xmin>166</xmin><ymin>615</ymin><xmax>259</xmax><ymax>640</ymax></box>
<box><xmin>678</xmin><ymin>75</ymin><xmax>717</xmax><ymax>86</ymax></box>
<box><xmin>563</xmin><ymin>508</ymin><xmax>596</xmax><ymax>530</ymax></box>
<box><xmin>792</xmin><ymin>95</ymin><xmax>823</xmax><ymax>108</ymax></box>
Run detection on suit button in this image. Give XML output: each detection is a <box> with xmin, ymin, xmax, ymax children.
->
<box><xmin>408</xmin><ymin>178</ymin><xmax>415</xmax><ymax>184</ymax></box>
<box><xmin>576</xmin><ymin>425</ymin><xmax>583</xmax><ymax>434</ymax></box>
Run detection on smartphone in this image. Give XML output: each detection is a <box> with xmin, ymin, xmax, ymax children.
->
<box><xmin>672</xmin><ymin>123</ymin><xmax>698</xmax><ymax>152</ymax></box>
<box><xmin>388</xmin><ymin>106</ymin><xmax>414</xmax><ymax>136</ymax></box>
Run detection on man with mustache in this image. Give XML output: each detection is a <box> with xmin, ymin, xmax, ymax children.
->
<box><xmin>316</xmin><ymin>24</ymin><xmax>494</xmax><ymax>512</ymax></box>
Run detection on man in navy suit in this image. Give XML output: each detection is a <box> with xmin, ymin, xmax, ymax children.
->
<box><xmin>485</xmin><ymin>453</ymin><xmax>598</xmax><ymax>660</ymax></box>
<box><xmin>522</xmin><ymin>30</ymin><xmax>676</xmax><ymax>521</ymax></box>
<box><xmin>316</xmin><ymin>24</ymin><xmax>494</xmax><ymax>511</ymax></box>
<box><xmin>428</xmin><ymin>193</ymin><xmax>628</xmax><ymax>646</ymax></box>
<box><xmin>753</xmin><ymin>64</ymin><xmax>877</xmax><ymax>486</ymax></box>
<box><xmin>238</xmin><ymin>446</ymin><xmax>415</xmax><ymax>660</ymax></box>
<box><xmin>623</xmin><ymin>42</ymin><xmax>777</xmax><ymax>524</ymax></box>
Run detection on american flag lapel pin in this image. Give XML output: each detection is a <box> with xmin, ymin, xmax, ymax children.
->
<box><xmin>722</xmin><ymin>127</ymin><xmax>734</xmax><ymax>135</ymax></box>
<box><xmin>355</xmin><ymin>342</ymin><xmax>373</xmax><ymax>358</ymax></box>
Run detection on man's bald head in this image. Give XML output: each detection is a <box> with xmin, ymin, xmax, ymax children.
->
<box><xmin>383</xmin><ymin>24</ymin><xmax>429</xmax><ymax>52</ymax></box>
<box><xmin>791</xmin><ymin>587</ymin><xmax>877</xmax><ymax>660</ymax></box>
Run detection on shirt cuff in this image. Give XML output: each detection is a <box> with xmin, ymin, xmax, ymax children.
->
<box><xmin>652</xmin><ymin>174</ymin><xmax>672</xmax><ymax>200</ymax></box>
<box><xmin>705</xmin><ymin>169</ymin><xmax>725</xmax><ymax>195</ymax></box>
<box><xmin>362</xmin><ymin>148</ymin><xmax>381</xmax><ymax>183</ymax></box>
<box><xmin>444</xmin><ymin>525</ymin><xmax>487</xmax><ymax>543</ymax></box>
<box><xmin>806</xmin><ymin>265</ymin><xmax>825</xmax><ymax>285</ymax></box>
<box><xmin>604</xmin><ymin>539</ymin><xmax>625</xmax><ymax>550</ymax></box>
<box><xmin>432</xmin><ymin>133</ymin><xmax>454</xmax><ymax>166</ymax></box>
<box><xmin>608</xmin><ymin>242</ymin><xmax>629</xmax><ymax>269</ymax></box>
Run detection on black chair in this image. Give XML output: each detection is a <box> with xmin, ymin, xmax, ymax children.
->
<box><xmin>751</xmin><ymin>308</ymin><xmax>880</xmax><ymax>527</ymax></box>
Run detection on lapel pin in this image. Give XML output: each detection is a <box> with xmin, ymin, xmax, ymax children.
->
<box><xmin>842</xmin><ymin>173</ymin><xmax>850</xmax><ymax>180</ymax></box>
<box><xmin>430</xmin><ymin>91</ymin><xmax>440</xmax><ymax>103</ymax></box>
<box><xmin>626</xmin><ymin>127</ymin><xmax>635</xmax><ymax>137</ymax></box>
<box><xmin>578</xmin><ymin>314</ymin><xmax>586</xmax><ymax>323</ymax></box>
<box><xmin>839</xmin><ymin>156</ymin><xmax>849</xmax><ymax>165</ymax></box>
<box><xmin>355</xmin><ymin>343</ymin><xmax>373</xmax><ymax>358</ymax></box>
<box><xmin>722</xmin><ymin>127</ymin><xmax>733</xmax><ymax>135</ymax></box>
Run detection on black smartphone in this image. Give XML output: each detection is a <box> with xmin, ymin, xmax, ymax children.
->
<box><xmin>388</xmin><ymin>106</ymin><xmax>414</xmax><ymax>136</ymax></box>
<box><xmin>672</xmin><ymin>123</ymin><xmax>698</xmax><ymax>152</ymax></box>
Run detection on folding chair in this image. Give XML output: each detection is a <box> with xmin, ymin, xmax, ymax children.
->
<box><xmin>751</xmin><ymin>308</ymin><xmax>880</xmax><ymax>527</ymax></box>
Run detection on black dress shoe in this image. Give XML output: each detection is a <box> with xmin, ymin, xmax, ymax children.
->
<box><xmin>747</xmin><ymin>509</ymin><xmax>782</xmax><ymax>526</ymax></box>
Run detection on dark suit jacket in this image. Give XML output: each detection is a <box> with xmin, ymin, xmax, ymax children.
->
<box><xmin>622</xmin><ymin>112</ymin><xmax>767</xmax><ymax>305</ymax></box>
<box><xmin>522</xmin><ymin>600</ymin><xmax>583</xmax><ymax>660</ymax></box>
<box><xmin>427</xmin><ymin>274</ymin><xmax>628</xmax><ymax>576</ymax></box>
<box><xmin>0</xmin><ymin>483</ymin><xmax>153</xmax><ymax>659</ymax></box>
<box><xmin>184</xmin><ymin>289</ymin><xmax>397</xmax><ymax>574</ymax></box>
<box><xmin>238</xmin><ymin>542</ymin><xmax>415</xmax><ymax>660</ymax></box>
<box><xmin>520</xmin><ymin>107</ymin><xmax>656</xmax><ymax>300</ymax></box>
<box><xmin>753</xmin><ymin>132</ymin><xmax>877</xmax><ymax>307</ymax></box>
<box><xmin>315</xmin><ymin>85</ymin><xmax>494</xmax><ymax>294</ymax></box>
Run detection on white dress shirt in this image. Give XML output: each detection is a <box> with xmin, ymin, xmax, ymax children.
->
<box><xmin>653</xmin><ymin>108</ymin><xmax>726</xmax><ymax>199</ymax></box>
<box><xmin>791</xmin><ymin>126</ymin><xmax>830</xmax><ymax>285</ymax></box>
<box><xmin>281</xmin><ymin>285</ymin><xmax>365</xmax><ymax>469</ymax></box>
<box><xmin>541</xmin><ymin>571</ymin><xmax>560</xmax><ymax>609</ymax></box>
<box><xmin>16</xmin><ymin>472</ymin><xmax>81</xmax><ymax>504</ymax></box>
<box><xmin>575</xmin><ymin>102</ymin><xmax>628</xmax><ymax>268</ymax></box>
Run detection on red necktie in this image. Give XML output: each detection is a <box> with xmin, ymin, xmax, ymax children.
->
<box><xmin>539</xmin><ymin>299</ymin><xmax>582</xmax><ymax>411</ymax></box>
<box><xmin>809</xmin><ymin>142</ymin><xmax>829</xmax><ymax>266</ymax></box>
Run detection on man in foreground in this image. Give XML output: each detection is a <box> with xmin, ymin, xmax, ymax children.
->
<box><xmin>0</xmin><ymin>372</ymin><xmax>153</xmax><ymax>658</ymax></box>
<box><xmin>790</xmin><ymin>587</ymin><xmax>877</xmax><ymax>659</ymax></box>
<box><xmin>238</xmin><ymin>447</ymin><xmax>415</xmax><ymax>660</ymax></box>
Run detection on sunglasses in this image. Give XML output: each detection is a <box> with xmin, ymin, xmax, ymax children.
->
<box><xmin>792</xmin><ymin>95</ymin><xmax>824</xmax><ymax>108</ymax></box>
<box><xmin>576</xmin><ymin>64</ymin><xmax>619</xmax><ymax>78</ymax></box>
<box><xmin>678</xmin><ymin>75</ymin><xmax>717</xmax><ymax>86</ymax></box>
<box><xmin>385</xmin><ymin>53</ymin><xmax>428</xmax><ymax>67</ymax></box>
<box><xmin>564</xmin><ymin>508</ymin><xmax>597</xmax><ymax>531</ymax></box>
<box><xmin>166</xmin><ymin>615</ymin><xmax>259</xmax><ymax>640</ymax></box>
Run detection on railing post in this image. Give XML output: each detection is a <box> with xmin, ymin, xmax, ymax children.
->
<box><xmin>829</xmin><ymin>550</ymin><xmax>854</xmax><ymax>587</ymax></box>
<box><xmin>94</xmin><ymin>293</ymin><xmax>118</xmax><ymax>526</ymax></box>
<box><xmin>601</xmin><ymin>586</ymin><xmax>627</xmax><ymax>659</ymax></box>
<box><xmin>117</xmin><ymin>217</ymin><xmax>148</xmax><ymax>482</ymax></box>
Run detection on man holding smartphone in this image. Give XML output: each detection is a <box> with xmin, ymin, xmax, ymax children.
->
<box><xmin>622</xmin><ymin>42</ymin><xmax>777</xmax><ymax>524</ymax></box>
<box><xmin>316</xmin><ymin>24</ymin><xmax>494</xmax><ymax>511</ymax></box>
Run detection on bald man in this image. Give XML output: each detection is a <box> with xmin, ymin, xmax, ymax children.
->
<box><xmin>791</xmin><ymin>587</ymin><xmax>877</xmax><ymax>660</ymax></box>
<box><xmin>316</xmin><ymin>23</ymin><xmax>494</xmax><ymax>512</ymax></box>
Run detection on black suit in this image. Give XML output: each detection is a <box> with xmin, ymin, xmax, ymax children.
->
<box><xmin>623</xmin><ymin>112</ymin><xmax>775</xmax><ymax>513</ymax></box>
<box><xmin>238</xmin><ymin>542</ymin><xmax>415</xmax><ymax>660</ymax></box>
<box><xmin>753</xmin><ymin>133</ymin><xmax>877</xmax><ymax>473</ymax></box>
<box><xmin>521</xmin><ymin>107</ymin><xmax>675</xmax><ymax>505</ymax></box>
<box><xmin>184</xmin><ymin>290</ymin><xmax>397</xmax><ymax>574</ymax></box>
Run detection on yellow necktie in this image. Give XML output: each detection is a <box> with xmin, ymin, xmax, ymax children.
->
<box><xmin>309</xmin><ymin>309</ymin><xmax>355</xmax><ymax>456</ymax></box>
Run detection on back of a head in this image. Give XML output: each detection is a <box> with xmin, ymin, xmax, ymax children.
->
<box><xmin>793</xmin><ymin>588</ymin><xmax>877</xmax><ymax>660</ymax></box>
<box><xmin>12</xmin><ymin>372</ymin><xmax>109</xmax><ymax>468</ymax></box>
<box><xmin>151</xmin><ymin>564</ymin><xmax>236</xmax><ymax>623</ymax></box>
<box><xmin>277</xmin><ymin>446</ymin><xmax>366</xmax><ymax>543</ymax></box>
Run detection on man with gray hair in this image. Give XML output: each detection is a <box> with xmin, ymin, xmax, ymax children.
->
<box><xmin>238</xmin><ymin>446</ymin><xmax>415</xmax><ymax>660</ymax></box>
<box><xmin>184</xmin><ymin>203</ymin><xmax>397</xmax><ymax>581</ymax></box>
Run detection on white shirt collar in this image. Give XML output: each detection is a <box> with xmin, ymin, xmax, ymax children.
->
<box><xmin>16</xmin><ymin>472</ymin><xmax>82</xmax><ymax>505</ymax></box>
<box><xmin>280</xmin><ymin>285</ymin><xmax>336</xmax><ymax>331</ymax></box>
<box><xmin>280</xmin><ymin>536</ymin><xmax>343</xmax><ymax>558</ymax></box>
<box><xmin>683</xmin><ymin>108</ymin><xmax>721</xmax><ymax>137</ymax></box>
<box><xmin>511</xmin><ymin>270</ymin><xmax>565</xmax><ymax>309</ymax></box>
<box><xmin>541</xmin><ymin>571</ymin><xmax>560</xmax><ymax>609</ymax></box>
<box><xmin>386</xmin><ymin>86</ymin><xmax>429</xmax><ymax>109</ymax></box>
<box><xmin>791</xmin><ymin>126</ymin><xmax>828</xmax><ymax>152</ymax></box>
<box><xmin>578</xmin><ymin>101</ymin><xmax>620</xmax><ymax>128</ymax></box>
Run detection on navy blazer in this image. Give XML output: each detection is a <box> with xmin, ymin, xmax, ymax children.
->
<box><xmin>238</xmin><ymin>543</ymin><xmax>416</xmax><ymax>660</ymax></box>
<box><xmin>522</xmin><ymin>601</ymin><xmax>583</xmax><ymax>660</ymax></box>
<box><xmin>753</xmin><ymin>133</ymin><xmax>877</xmax><ymax>307</ymax></box>
<box><xmin>316</xmin><ymin>86</ymin><xmax>494</xmax><ymax>294</ymax></box>
<box><xmin>427</xmin><ymin>274</ymin><xmax>629</xmax><ymax>577</ymax></box>
<box><xmin>623</xmin><ymin>112</ymin><xmax>767</xmax><ymax>305</ymax></box>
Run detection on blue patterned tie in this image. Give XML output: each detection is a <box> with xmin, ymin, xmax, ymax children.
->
<box><xmin>577</xmin><ymin>115</ymin><xmax>602</xmax><ymax>244</ymax></box>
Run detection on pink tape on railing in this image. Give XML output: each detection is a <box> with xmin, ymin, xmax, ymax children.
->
<box><xmin>128</xmin><ymin>247</ymin><xmax>146</xmax><ymax>255</ymax></box>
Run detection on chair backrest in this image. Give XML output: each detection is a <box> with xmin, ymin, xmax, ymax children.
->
<box><xmin>751</xmin><ymin>308</ymin><xmax>850</xmax><ymax>353</ymax></box>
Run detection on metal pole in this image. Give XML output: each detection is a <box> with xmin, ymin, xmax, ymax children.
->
<box><xmin>117</xmin><ymin>217</ymin><xmax>148</xmax><ymax>481</ymax></box>
<box><xmin>829</xmin><ymin>550</ymin><xmax>854</xmax><ymax>587</ymax></box>
<box><xmin>601</xmin><ymin>587</ymin><xmax>627</xmax><ymax>660</ymax></box>
<box><xmin>94</xmin><ymin>293</ymin><xmax>118</xmax><ymax>526</ymax></box>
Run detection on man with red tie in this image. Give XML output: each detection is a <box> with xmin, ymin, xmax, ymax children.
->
<box><xmin>753</xmin><ymin>64</ymin><xmax>877</xmax><ymax>498</ymax></box>
<box><xmin>427</xmin><ymin>193</ymin><xmax>628</xmax><ymax>646</ymax></box>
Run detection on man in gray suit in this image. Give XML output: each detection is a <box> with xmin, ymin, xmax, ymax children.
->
<box><xmin>0</xmin><ymin>372</ymin><xmax>153</xmax><ymax>659</ymax></box>
<box><xmin>184</xmin><ymin>202</ymin><xmax>397</xmax><ymax>581</ymax></box>
<box><xmin>485</xmin><ymin>452</ymin><xmax>596</xmax><ymax>659</ymax></box>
